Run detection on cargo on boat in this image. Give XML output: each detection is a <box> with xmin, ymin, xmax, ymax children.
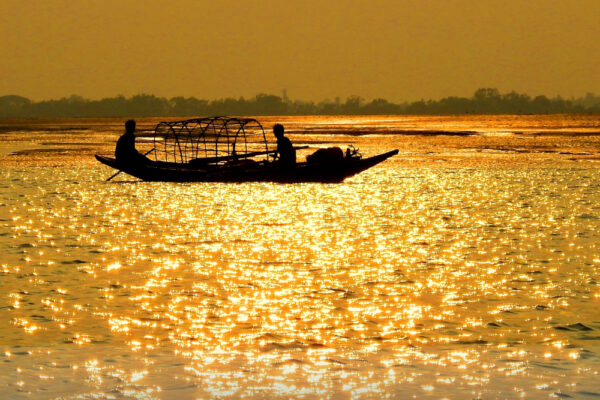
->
<box><xmin>95</xmin><ymin>116</ymin><xmax>398</xmax><ymax>183</ymax></box>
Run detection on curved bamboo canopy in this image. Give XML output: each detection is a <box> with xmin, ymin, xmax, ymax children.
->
<box><xmin>152</xmin><ymin>116</ymin><xmax>271</xmax><ymax>164</ymax></box>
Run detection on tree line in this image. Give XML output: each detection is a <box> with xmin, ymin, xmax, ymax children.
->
<box><xmin>1</xmin><ymin>89</ymin><xmax>600</xmax><ymax>118</ymax></box>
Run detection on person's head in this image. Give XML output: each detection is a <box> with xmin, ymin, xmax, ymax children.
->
<box><xmin>273</xmin><ymin>123</ymin><xmax>284</xmax><ymax>138</ymax></box>
<box><xmin>125</xmin><ymin>119</ymin><xmax>136</xmax><ymax>134</ymax></box>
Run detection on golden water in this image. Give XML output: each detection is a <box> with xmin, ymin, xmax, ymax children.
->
<box><xmin>1</xmin><ymin>116</ymin><xmax>600</xmax><ymax>399</ymax></box>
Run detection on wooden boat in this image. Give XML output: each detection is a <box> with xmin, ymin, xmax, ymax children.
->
<box><xmin>96</xmin><ymin>116</ymin><xmax>398</xmax><ymax>183</ymax></box>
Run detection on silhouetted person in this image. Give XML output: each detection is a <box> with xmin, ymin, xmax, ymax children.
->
<box><xmin>115</xmin><ymin>120</ymin><xmax>151</xmax><ymax>165</ymax></box>
<box><xmin>273</xmin><ymin>124</ymin><xmax>296</xmax><ymax>167</ymax></box>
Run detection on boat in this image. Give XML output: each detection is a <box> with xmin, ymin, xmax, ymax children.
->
<box><xmin>95</xmin><ymin>116</ymin><xmax>398</xmax><ymax>183</ymax></box>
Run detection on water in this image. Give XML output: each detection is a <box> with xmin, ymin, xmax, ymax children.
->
<box><xmin>1</xmin><ymin>115</ymin><xmax>600</xmax><ymax>399</ymax></box>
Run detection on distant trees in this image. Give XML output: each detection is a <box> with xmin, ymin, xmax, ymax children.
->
<box><xmin>0</xmin><ymin>95</ymin><xmax>31</xmax><ymax>117</ymax></box>
<box><xmin>1</xmin><ymin>89</ymin><xmax>599</xmax><ymax>117</ymax></box>
<box><xmin>405</xmin><ymin>89</ymin><xmax>592</xmax><ymax>114</ymax></box>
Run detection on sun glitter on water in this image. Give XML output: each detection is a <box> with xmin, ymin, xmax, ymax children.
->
<box><xmin>1</xmin><ymin>116</ymin><xmax>600</xmax><ymax>398</ymax></box>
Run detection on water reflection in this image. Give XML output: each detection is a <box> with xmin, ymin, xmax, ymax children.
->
<box><xmin>1</xmin><ymin>118</ymin><xmax>600</xmax><ymax>398</ymax></box>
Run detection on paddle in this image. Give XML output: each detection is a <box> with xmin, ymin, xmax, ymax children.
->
<box><xmin>106</xmin><ymin>148</ymin><xmax>155</xmax><ymax>181</ymax></box>
<box><xmin>188</xmin><ymin>145</ymin><xmax>309</xmax><ymax>166</ymax></box>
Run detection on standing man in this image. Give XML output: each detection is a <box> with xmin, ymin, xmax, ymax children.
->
<box><xmin>273</xmin><ymin>123</ymin><xmax>296</xmax><ymax>167</ymax></box>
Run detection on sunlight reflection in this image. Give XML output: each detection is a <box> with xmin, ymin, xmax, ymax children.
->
<box><xmin>2</xmin><ymin>120</ymin><xmax>600</xmax><ymax>398</ymax></box>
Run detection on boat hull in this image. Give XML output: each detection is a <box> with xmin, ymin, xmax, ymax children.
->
<box><xmin>95</xmin><ymin>150</ymin><xmax>398</xmax><ymax>183</ymax></box>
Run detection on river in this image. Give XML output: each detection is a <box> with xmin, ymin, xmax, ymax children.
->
<box><xmin>1</xmin><ymin>115</ymin><xmax>600</xmax><ymax>399</ymax></box>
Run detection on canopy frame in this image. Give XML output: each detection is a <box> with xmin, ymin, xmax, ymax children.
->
<box><xmin>152</xmin><ymin>116</ymin><xmax>271</xmax><ymax>165</ymax></box>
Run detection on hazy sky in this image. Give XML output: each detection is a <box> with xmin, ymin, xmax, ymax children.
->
<box><xmin>1</xmin><ymin>0</ymin><xmax>599</xmax><ymax>101</ymax></box>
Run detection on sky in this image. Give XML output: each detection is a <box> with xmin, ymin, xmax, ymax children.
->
<box><xmin>1</xmin><ymin>0</ymin><xmax>599</xmax><ymax>102</ymax></box>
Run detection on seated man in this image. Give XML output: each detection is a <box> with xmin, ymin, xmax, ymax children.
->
<box><xmin>115</xmin><ymin>120</ymin><xmax>151</xmax><ymax>165</ymax></box>
<box><xmin>273</xmin><ymin>123</ymin><xmax>296</xmax><ymax>167</ymax></box>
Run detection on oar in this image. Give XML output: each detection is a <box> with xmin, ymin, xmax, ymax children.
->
<box><xmin>188</xmin><ymin>145</ymin><xmax>309</xmax><ymax>166</ymax></box>
<box><xmin>106</xmin><ymin>149</ymin><xmax>155</xmax><ymax>181</ymax></box>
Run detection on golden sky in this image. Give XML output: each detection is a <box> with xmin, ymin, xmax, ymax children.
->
<box><xmin>1</xmin><ymin>0</ymin><xmax>599</xmax><ymax>101</ymax></box>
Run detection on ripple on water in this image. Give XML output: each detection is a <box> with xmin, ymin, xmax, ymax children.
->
<box><xmin>1</xmin><ymin>142</ymin><xmax>600</xmax><ymax>397</ymax></box>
